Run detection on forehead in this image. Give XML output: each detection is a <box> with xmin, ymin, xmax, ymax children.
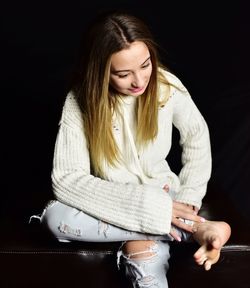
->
<box><xmin>111</xmin><ymin>41</ymin><xmax>150</xmax><ymax>70</ymax></box>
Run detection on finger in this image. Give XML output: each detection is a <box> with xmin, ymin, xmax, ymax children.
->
<box><xmin>172</xmin><ymin>210</ymin><xmax>205</xmax><ymax>223</ymax></box>
<box><xmin>173</xmin><ymin>202</ymin><xmax>200</xmax><ymax>215</ymax></box>
<box><xmin>170</xmin><ymin>228</ymin><xmax>182</xmax><ymax>242</ymax></box>
<box><xmin>179</xmin><ymin>213</ymin><xmax>205</xmax><ymax>223</ymax></box>
<box><xmin>172</xmin><ymin>202</ymin><xmax>206</xmax><ymax>223</ymax></box>
<box><xmin>173</xmin><ymin>201</ymin><xmax>197</xmax><ymax>214</ymax></box>
<box><xmin>172</xmin><ymin>218</ymin><xmax>194</xmax><ymax>233</ymax></box>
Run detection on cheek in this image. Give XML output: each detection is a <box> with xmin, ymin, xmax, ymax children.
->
<box><xmin>140</xmin><ymin>69</ymin><xmax>152</xmax><ymax>85</ymax></box>
<box><xmin>110</xmin><ymin>78</ymin><xmax>127</xmax><ymax>91</ymax></box>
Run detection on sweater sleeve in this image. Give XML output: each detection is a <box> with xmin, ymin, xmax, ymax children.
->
<box><xmin>51</xmin><ymin>93</ymin><xmax>172</xmax><ymax>235</ymax></box>
<box><xmin>171</xmin><ymin>78</ymin><xmax>212</xmax><ymax>209</ymax></box>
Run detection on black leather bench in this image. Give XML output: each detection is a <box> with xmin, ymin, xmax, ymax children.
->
<box><xmin>1</xmin><ymin>182</ymin><xmax>250</xmax><ymax>288</ymax></box>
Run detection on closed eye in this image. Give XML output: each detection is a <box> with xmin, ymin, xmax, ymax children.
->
<box><xmin>141</xmin><ymin>62</ymin><xmax>151</xmax><ymax>69</ymax></box>
<box><xmin>117</xmin><ymin>74</ymin><xmax>129</xmax><ymax>78</ymax></box>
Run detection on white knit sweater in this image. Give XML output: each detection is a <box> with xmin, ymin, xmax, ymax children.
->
<box><xmin>51</xmin><ymin>70</ymin><xmax>211</xmax><ymax>235</ymax></box>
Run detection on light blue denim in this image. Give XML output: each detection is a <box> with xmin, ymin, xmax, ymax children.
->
<box><xmin>33</xmin><ymin>200</ymin><xmax>192</xmax><ymax>288</ymax></box>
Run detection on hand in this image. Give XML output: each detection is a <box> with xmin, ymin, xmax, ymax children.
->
<box><xmin>162</xmin><ymin>184</ymin><xmax>204</xmax><ymax>241</ymax></box>
<box><xmin>170</xmin><ymin>201</ymin><xmax>205</xmax><ymax>241</ymax></box>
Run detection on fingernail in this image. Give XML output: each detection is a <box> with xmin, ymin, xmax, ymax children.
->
<box><xmin>192</xmin><ymin>227</ymin><xmax>198</xmax><ymax>233</ymax></box>
<box><xmin>177</xmin><ymin>236</ymin><xmax>182</xmax><ymax>242</ymax></box>
<box><xmin>163</xmin><ymin>184</ymin><xmax>169</xmax><ymax>192</ymax></box>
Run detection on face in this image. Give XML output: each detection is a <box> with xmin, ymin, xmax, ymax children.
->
<box><xmin>109</xmin><ymin>41</ymin><xmax>152</xmax><ymax>96</ymax></box>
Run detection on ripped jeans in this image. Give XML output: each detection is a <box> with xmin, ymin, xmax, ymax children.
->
<box><xmin>32</xmin><ymin>200</ymin><xmax>192</xmax><ymax>288</ymax></box>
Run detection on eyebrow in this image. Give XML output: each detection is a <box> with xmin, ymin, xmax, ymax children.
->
<box><xmin>111</xmin><ymin>56</ymin><xmax>151</xmax><ymax>73</ymax></box>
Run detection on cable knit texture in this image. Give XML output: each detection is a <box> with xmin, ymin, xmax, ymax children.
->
<box><xmin>51</xmin><ymin>70</ymin><xmax>211</xmax><ymax>235</ymax></box>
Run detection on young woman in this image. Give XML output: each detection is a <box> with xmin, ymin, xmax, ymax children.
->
<box><xmin>38</xmin><ymin>11</ymin><xmax>231</xmax><ymax>287</ymax></box>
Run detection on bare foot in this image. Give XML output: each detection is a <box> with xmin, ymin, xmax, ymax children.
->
<box><xmin>193</xmin><ymin>220</ymin><xmax>231</xmax><ymax>271</ymax></box>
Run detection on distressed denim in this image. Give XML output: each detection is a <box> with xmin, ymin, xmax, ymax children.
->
<box><xmin>118</xmin><ymin>240</ymin><xmax>170</xmax><ymax>287</ymax></box>
<box><xmin>32</xmin><ymin>200</ymin><xmax>192</xmax><ymax>288</ymax></box>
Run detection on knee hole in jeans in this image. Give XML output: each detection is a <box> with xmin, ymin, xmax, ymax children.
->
<box><xmin>122</xmin><ymin>240</ymin><xmax>158</xmax><ymax>260</ymax></box>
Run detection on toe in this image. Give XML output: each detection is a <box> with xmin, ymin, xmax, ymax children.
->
<box><xmin>194</xmin><ymin>245</ymin><xmax>206</xmax><ymax>260</ymax></box>
<box><xmin>197</xmin><ymin>256</ymin><xmax>208</xmax><ymax>265</ymax></box>
<box><xmin>204</xmin><ymin>260</ymin><xmax>212</xmax><ymax>271</ymax></box>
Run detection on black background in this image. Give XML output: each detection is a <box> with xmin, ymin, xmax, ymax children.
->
<box><xmin>2</xmin><ymin>1</ymin><xmax>250</xmax><ymax>224</ymax></box>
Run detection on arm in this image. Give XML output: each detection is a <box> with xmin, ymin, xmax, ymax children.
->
<box><xmin>172</xmin><ymin>81</ymin><xmax>212</xmax><ymax>209</ymax></box>
<box><xmin>51</xmin><ymin>93</ymin><xmax>173</xmax><ymax>235</ymax></box>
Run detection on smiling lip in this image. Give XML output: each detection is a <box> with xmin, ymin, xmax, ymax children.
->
<box><xmin>129</xmin><ymin>87</ymin><xmax>144</xmax><ymax>93</ymax></box>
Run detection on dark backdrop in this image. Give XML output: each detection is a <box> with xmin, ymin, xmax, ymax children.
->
<box><xmin>2</xmin><ymin>1</ymin><xmax>250</xmax><ymax>225</ymax></box>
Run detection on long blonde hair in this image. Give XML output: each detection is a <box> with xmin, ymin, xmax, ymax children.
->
<box><xmin>71</xmin><ymin>11</ymin><xmax>171</xmax><ymax>177</ymax></box>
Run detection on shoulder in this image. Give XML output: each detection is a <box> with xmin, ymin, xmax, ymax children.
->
<box><xmin>158</xmin><ymin>68</ymin><xmax>189</xmax><ymax>105</ymax></box>
<box><xmin>59</xmin><ymin>91</ymin><xmax>83</xmax><ymax>128</ymax></box>
<box><xmin>158</xmin><ymin>68</ymin><xmax>188</xmax><ymax>94</ymax></box>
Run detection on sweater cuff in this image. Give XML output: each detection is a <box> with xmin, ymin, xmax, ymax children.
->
<box><xmin>140</xmin><ymin>185</ymin><xmax>173</xmax><ymax>235</ymax></box>
<box><xmin>173</xmin><ymin>187</ymin><xmax>205</xmax><ymax>209</ymax></box>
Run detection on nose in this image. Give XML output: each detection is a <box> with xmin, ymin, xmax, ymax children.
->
<box><xmin>131</xmin><ymin>73</ymin><xmax>144</xmax><ymax>88</ymax></box>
